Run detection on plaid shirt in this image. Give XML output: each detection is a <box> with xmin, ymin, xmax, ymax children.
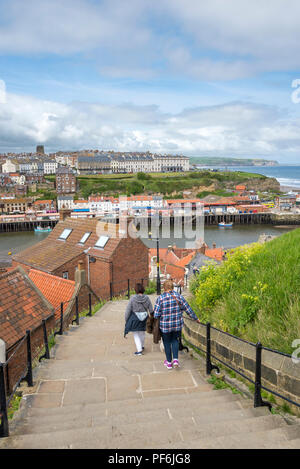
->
<box><xmin>154</xmin><ymin>291</ymin><xmax>198</xmax><ymax>333</ymax></box>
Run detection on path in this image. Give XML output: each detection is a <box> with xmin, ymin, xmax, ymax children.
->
<box><xmin>1</xmin><ymin>298</ymin><xmax>300</xmax><ymax>449</ymax></box>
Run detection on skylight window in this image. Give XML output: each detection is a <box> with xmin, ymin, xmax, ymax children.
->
<box><xmin>95</xmin><ymin>235</ymin><xmax>109</xmax><ymax>248</ymax></box>
<box><xmin>59</xmin><ymin>228</ymin><xmax>72</xmax><ymax>240</ymax></box>
<box><xmin>79</xmin><ymin>232</ymin><xmax>91</xmax><ymax>244</ymax></box>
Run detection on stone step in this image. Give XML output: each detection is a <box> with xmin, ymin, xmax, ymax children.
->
<box><xmin>18</xmin><ymin>388</ymin><xmax>249</xmax><ymax>420</ymax></box>
<box><xmin>0</xmin><ymin>413</ymin><xmax>287</xmax><ymax>450</ymax></box>
<box><xmin>12</xmin><ymin>401</ymin><xmax>269</xmax><ymax>436</ymax></box>
<box><xmin>159</xmin><ymin>424</ymin><xmax>300</xmax><ymax>449</ymax></box>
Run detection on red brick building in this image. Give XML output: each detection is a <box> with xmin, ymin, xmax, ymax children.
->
<box><xmin>12</xmin><ymin>216</ymin><xmax>149</xmax><ymax>300</ymax></box>
<box><xmin>55</xmin><ymin>166</ymin><xmax>77</xmax><ymax>194</ymax></box>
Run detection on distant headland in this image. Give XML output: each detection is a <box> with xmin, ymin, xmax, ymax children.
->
<box><xmin>189</xmin><ymin>157</ymin><xmax>278</xmax><ymax>167</ymax></box>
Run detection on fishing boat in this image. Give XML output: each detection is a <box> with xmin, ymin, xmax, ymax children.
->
<box><xmin>34</xmin><ymin>226</ymin><xmax>52</xmax><ymax>233</ymax></box>
<box><xmin>218</xmin><ymin>221</ymin><xmax>233</xmax><ymax>228</ymax></box>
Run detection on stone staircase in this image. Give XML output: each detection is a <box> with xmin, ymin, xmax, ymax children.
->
<box><xmin>1</xmin><ymin>298</ymin><xmax>300</xmax><ymax>449</ymax></box>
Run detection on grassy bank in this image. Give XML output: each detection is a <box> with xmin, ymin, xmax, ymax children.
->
<box><xmin>74</xmin><ymin>170</ymin><xmax>267</xmax><ymax>199</ymax></box>
<box><xmin>190</xmin><ymin>228</ymin><xmax>300</xmax><ymax>354</ymax></box>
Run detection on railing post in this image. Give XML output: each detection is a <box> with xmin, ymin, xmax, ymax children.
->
<box><xmin>127</xmin><ymin>279</ymin><xmax>130</xmax><ymax>299</ymax></box>
<box><xmin>206</xmin><ymin>323</ymin><xmax>220</xmax><ymax>375</ymax></box>
<box><xmin>0</xmin><ymin>363</ymin><xmax>9</xmax><ymax>438</ymax></box>
<box><xmin>25</xmin><ymin>330</ymin><xmax>33</xmax><ymax>387</ymax></box>
<box><xmin>59</xmin><ymin>302</ymin><xmax>64</xmax><ymax>335</ymax></box>
<box><xmin>88</xmin><ymin>293</ymin><xmax>92</xmax><ymax>316</ymax></box>
<box><xmin>254</xmin><ymin>342</ymin><xmax>272</xmax><ymax>410</ymax></box>
<box><xmin>39</xmin><ymin>319</ymin><xmax>50</xmax><ymax>361</ymax></box>
<box><xmin>75</xmin><ymin>296</ymin><xmax>79</xmax><ymax>324</ymax></box>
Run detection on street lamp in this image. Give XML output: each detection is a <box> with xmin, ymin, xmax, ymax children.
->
<box><xmin>149</xmin><ymin>230</ymin><xmax>161</xmax><ymax>295</ymax></box>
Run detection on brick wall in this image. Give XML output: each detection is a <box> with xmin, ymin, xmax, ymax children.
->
<box><xmin>5</xmin><ymin>315</ymin><xmax>55</xmax><ymax>396</ymax></box>
<box><xmin>89</xmin><ymin>258</ymin><xmax>112</xmax><ymax>300</ymax></box>
<box><xmin>184</xmin><ymin>320</ymin><xmax>300</xmax><ymax>414</ymax></box>
<box><xmin>52</xmin><ymin>254</ymin><xmax>87</xmax><ymax>281</ymax></box>
<box><xmin>111</xmin><ymin>237</ymin><xmax>149</xmax><ymax>296</ymax></box>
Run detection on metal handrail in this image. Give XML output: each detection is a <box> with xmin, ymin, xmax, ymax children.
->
<box><xmin>0</xmin><ymin>290</ymin><xmax>99</xmax><ymax>438</ymax></box>
<box><xmin>183</xmin><ymin>317</ymin><xmax>300</xmax><ymax>411</ymax></box>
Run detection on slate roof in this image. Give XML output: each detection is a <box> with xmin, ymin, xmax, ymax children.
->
<box><xmin>0</xmin><ymin>267</ymin><xmax>54</xmax><ymax>350</ymax></box>
<box><xmin>13</xmin><ymin>218</ymin><xmax>124</xmax><ymax>272</ymax></box>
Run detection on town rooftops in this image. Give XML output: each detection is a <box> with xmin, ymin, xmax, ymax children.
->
<box><xmin>0</xmin><ymin>267</ymin><xmax>54</xmax><ymax>349</ymax></box>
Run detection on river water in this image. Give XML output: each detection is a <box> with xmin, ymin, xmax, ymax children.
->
<box><xmin>0</xmin><ymin>225</ymin><xmax>296</xmax><ymax>263</ymax></box>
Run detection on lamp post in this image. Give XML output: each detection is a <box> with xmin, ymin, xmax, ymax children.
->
<box><xmin>149</xmin><ymin>231</ymin><xmax>161</xmax><ymax>295</ymax></box>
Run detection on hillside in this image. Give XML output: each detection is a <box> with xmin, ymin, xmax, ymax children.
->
<box><xmin>190</xmin><ymin>228</ymin><xmax>300</xmax><ymax>354</ymax></box>
<box><xmin>190</xmin><ymin>157</ymin><xmax>278</xmax><ymax>166</ymax></box>
<box><xmin>74</xmin><ymin>170</ymin><xmax>279</xmax><ymax>199</ymax></box>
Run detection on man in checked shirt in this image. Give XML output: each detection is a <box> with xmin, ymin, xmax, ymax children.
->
<box><xmin>154</xmin><ymin>279</ymin><xmax>201</xmax><ymax>370</ymax></box>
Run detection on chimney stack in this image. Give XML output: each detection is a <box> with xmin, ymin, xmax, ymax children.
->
<box><xmin>75</xmin><ymin>261</ymin><xmax>86</xmax><ymax>286</ymax></box>
<box><xmin>59</xmin><ymin>208</ymin><xmax>72</xmax><ymax>221</ymax></box>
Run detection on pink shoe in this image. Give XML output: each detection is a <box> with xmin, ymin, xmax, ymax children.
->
<box><xmin>172</xmin><ymin>359</ymin><xmax>180</xmax><ymax>368</ymax></box>
<box><xmin>164</xmin><ymin>360</ymin><xmax>172</xmax><ymax>370</ymax></box>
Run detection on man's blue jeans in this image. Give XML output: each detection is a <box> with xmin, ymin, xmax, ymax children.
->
<box><xmin>161</xmin><ymin>330</ymin><xmax>181</xmax><ymax>363</ymax></box>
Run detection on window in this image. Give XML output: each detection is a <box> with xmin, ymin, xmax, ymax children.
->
<box><xmin>62</xmin><ymin>271</ymin><xmax>69</xmax><ymax>279</ymax></box>
<box><xmin>79</xmin><ymin>232</ymin><xmax>91</xmax><ymax>244</ymax></box>
<box><xmin>95</xmin><ymin>235</ymin><xmax>109</xmax><ymax>248</ymax></box>
<box><xmin>59</xmin><ymin>228</ymin><xmax>72</xmax><ymax>240</ymax></box>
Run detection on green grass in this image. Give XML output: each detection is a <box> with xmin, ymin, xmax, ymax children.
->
<box><xmin>191</xmin><ymin>228</ymin><xmax>300</xmax><ymax>354</ymax></box>
<box><xmin>73</xmin><ymin>170</ymin><xmax>268</xmax><ymax>199</ymax></box>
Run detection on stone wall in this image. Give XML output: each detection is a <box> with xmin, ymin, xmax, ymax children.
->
<box><xmin>183</xmin><ymin>320</ymin><xmax>300</xmax><ymax>413</ymax></box>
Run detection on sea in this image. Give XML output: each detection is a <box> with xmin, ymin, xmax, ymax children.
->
<box><xmin>198</xmin><ymin>165</ymin><xmax>300</xmax><ymax>190</ymax></box>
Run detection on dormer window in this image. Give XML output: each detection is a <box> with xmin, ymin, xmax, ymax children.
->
<box><xmin>79</xmin><ymin>232</ymin><xmax>91</xmax><ymax>244</ymax></box>
<box><xmin>59</xmin><ymin>228</ymin><xmax>72</xmax><ymax>240</ymax></box>
<box><xmin>95</xmin><ymin>235</ymin><xmax>109</xmax><ymax>248</ymax></box>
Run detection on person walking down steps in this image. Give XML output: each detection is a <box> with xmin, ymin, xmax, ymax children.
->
<box><xmin>124</xmin><ymin>283</ymin><xmax>154</xmax><ymax>355</ymax></box>
<box><xmin>154</xmin><ymin>279</ymin><xmax>200</xmax><ymax>370</ymax></box>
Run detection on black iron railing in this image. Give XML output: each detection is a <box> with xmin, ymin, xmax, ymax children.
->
<box><xmin>0</xmin><ymin>277</ymin><xmax>153</xmax><ymax>438</ymax></box>
<box><xmin>183</xmin><ymin>317</ymin><xmax>300</xmax><ymax>412</ymax></box>
<box><xmin>0</xmin><ymin>291</ymin><xmax>98</xmax><ymax>438</ymax></box>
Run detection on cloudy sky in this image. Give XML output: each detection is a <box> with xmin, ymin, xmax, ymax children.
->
<box><xmin>0</xmin><ymin>0</ymin><xmax>300</xmax><ymax>162</ymax></box>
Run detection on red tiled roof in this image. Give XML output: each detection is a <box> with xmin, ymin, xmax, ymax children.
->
<box><xmin>176</xmin><ymin>251</ymin><xmax>196</xmax><ymax>267</ymax></box>
<box><xmin>205</xmin><ymin>248</ymin><xmax>224</xmax><ymax>262</ymax></box>
<box><xmin>28</xmin><ymin>269</ymin><xmax>75</xmax><ymax>319</ymax></box>
<box><xmin>160</xmin><ymin>262</ymin><xmax>185</xmax><ymax>284</ymax></box>
<box><xmin>33</xmin><ymin>200</ymin><xmax>54</xmax><ymax>205</ymax></box>
<box><xmin>0</xmin><ymin>267</ymin><xmax>54</xmax><ymax>349</ymax></box>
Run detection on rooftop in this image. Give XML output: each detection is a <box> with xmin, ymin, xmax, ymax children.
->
<box><xmin>13</xmin><ymin>217</ymin><xmax>125</xmax><ymax>272</ymax></box>
<box><xmin>28</xmin><ymin>269</ymin><xmax>75</xmax><ymax>320</ymax></box>
<box><xmin>0</xmin><ymin>267</ymin><xmax>54</xmax><ymax>349</ymax></box>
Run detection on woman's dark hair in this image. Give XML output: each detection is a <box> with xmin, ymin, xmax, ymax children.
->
<box><xmin>135</xmin><ymin>283</ymin><xmax>145</xmax><ymax>294</ymax></box>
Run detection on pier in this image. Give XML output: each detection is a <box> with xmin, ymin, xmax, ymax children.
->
<box><xmin>0</xmin><ymin>219</ymin><xmax>58</xmax><ymax>233</ymax></box>
<box><xmin>1</xmin><ymin>211</ymin><xmax>300</xmax><ymax>233</ymax></box>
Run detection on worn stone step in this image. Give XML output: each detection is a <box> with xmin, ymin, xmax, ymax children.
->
<box><xmin>12</xmin><ymin>401</ymin><xmax>269</xmax><ymax>436</ymax></box>
<box><xmin>17</xmin><ymin>388</ymin><xmax>248</xmax><ymax>421</ymax></box>
<box><xmin>159</xmin><ymin>424</ymin><xmax>300</xmax><ymax>449</ymax></box>
<box><xmin>0</xmin><ymin>413</ymin><xmax>287</xmax><ymax>450</ymax></box>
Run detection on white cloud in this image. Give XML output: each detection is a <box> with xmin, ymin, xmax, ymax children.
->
<box><xmin>1</xmin><ymin>89</ymin><xmax>300</xmax><ymax>162</ymax></box>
